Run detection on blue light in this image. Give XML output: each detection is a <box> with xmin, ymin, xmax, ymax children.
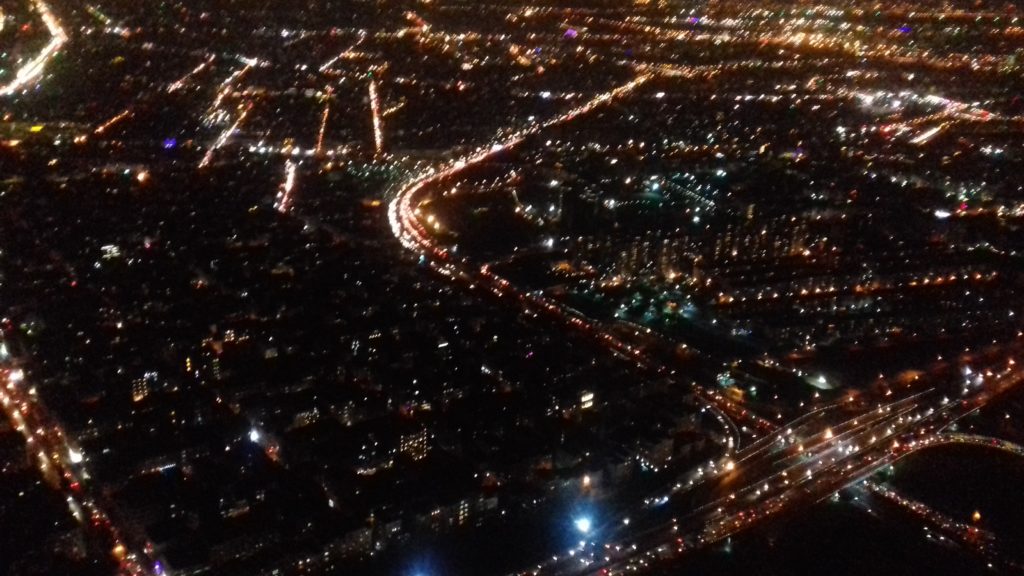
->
<box><xmin>163</xmin><ymin>138</ymin><xmax>178</xmax><ymax>149</ymax></box>
<box><xmin>574</xmin><ymin>517</ymin><xmax>592</xmax><ymax>534</ymax></box>
<box><xmin>405</xmin><ymin>555</ymin><xmax>440</xmax><ymax>576</ymax></box>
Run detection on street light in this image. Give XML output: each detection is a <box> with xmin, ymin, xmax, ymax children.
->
<box><xmin>574</xmin><ymin>517</ymin><xmax>592</xmax><ymax>535</ymax></box>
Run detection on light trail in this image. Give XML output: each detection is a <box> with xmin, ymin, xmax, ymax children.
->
<box><xmin>391</xmin><ymin>82</ymin><xmax>1022</xmax><ymax>569</ymax></box>
<box><xmin>863</xmin><ymin>481</ymin><xmax>1003</xmax><ymax>564</ymax></box>
<box><xmin>855</xmin><ymin>90</ymin><xmax>996</xmax><ymax>142</ymax></box>
<box><xmin>315</xmin><ymin>94</ymin><xmax>331</xmax><ymax>156</ymax></box>
<box><xmin>319</xmin><ymin>33</ymin><xmax>366</xmax><ymax>73</ymax></box>
<box><xmin>380</xmin><ymin>73</ymin><xmax>768</xmax><ymax>457</ymax></box>
<box><xmin>382</xmin><ymin>101</ymin><xmax>405</xmax><ymax>118</ymax></box>
<box><xmin>910</xmin><ymin>123</ymin><xmax>947</xmax><ymax>145</ymax></box>
<box><xmin>204</xmin><ymin>62</ymin><xmax>253</xmax><ymax>124</ymax></box>
<box><xmin>579</xmin><ymin>14</ymin><xmax>1005</xmax><ymax>75</ymax></box>
<box><xmin>0</xmin><ymin>0</ymin><xmax>68</xmax><ymax>96</ymax></box>
<box><xmin>96</xmin><ymin>54</ymin><xmax>220</xmax><ymax>139</ymax></box>
<box><xmin>273</xmin><ymin>160</ymin><xmax>298</xmax><ymax>213</ymax></box>
<box><xmin>569</xmin><ymin>364</ymin><xmax>1024</xmax><ymax>576</ymax></box>
<box><xmin>389</xmin><ymin>73</ymin><xmax>651</xmax><ymax>254</ymax></box>
<box><xmin>168</xmin><ymin>55</ymin><xmax>216</xmax><ymax>94</ymax></box>
<box><xmin>199</xmin><ymin>103</ymin><xmax>252</xmax><ymax>168</ymax></box>
<box><xmin>941</xmin><ymin>433</ymin><xmax>1024</xmax><ymax>456</ymax></box>
<box><xmin>0</xmin><ymin>362</ymin><xmax>154</xmax><ymax>576</ymax></box>
<box><xmin>369</xmin><ymin>76</ymin><xmax>385</xmax><ymax>158</ymax></box>
<box><xmin>94</xmin><ymin>108</ymin><xmax>134</xmax><ymax>135</ymax></box>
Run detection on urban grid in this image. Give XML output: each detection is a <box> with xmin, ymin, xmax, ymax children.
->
<box><xmin>2</xmin><ymin>1</ymin><xmax>1024</xmax><ymax>575</ymax></box>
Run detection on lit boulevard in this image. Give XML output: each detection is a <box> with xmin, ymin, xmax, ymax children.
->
<box><xmin>0</xmin><ymin>0</ymin><xmax>67</xmax><ymax>96</ymax></box>
<box><xmin>1</xmin><ymin>356</ymin><xmax>156</xmax><ymax>576</ymax></box>
<box><xmin>386</xmin><ymin>58</ymin><xmax>1024</xmax><ymax>576</ymax></box>
<box><xmin>2</xmin><ymin>1</ymin><xmax>1024</xmax><ymax>575</ymax></box>
<box><xmin>368</xmin><ymin>76</ymin><xmax>385</xmax><ymax>158</ymax></box>
<box><xmin>199</xmin><ymin>103</ymin><xmax>253</xmax><ymax>169</ymax></box>
<box><xmin>274</xmin><ymin>160</ymin><xmax>299</xmax><ymax>214</ymax></box>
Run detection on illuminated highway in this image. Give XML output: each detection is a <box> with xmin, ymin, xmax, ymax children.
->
<box><xmin>274</xmin><ymin>160</ymin><xmax>299</xmax><ymax>213</ymax></box>
<box><xmin>388</xmin><ymin>69</ymin><xmax>798</xmax><ymax>456</ymax></box>
<box><xmin>0</xmin><ymin>0</ymin><xmax>68</xmax><ymax>96</ymax></box>
<box><xmin>856</xmin><ymin>434</ymin><xmax>1024</xmax><ymax>572</ymax></box>
<box><xmin>167</xmin><ymin>55</ymin><xmax>216</xmax><ymax>94</ymax></box>
<box><xmin>315</xmin><ymin>91</ymin><xmax>331</xmax><ymax>156</ymax></box>
<box><xmin>369</xmin><ymin>75</ymin><xmax>385</xmax><ymax>158</ymax></box>
<box><xmin>569</xmin><ymin>362</ymin><xmax>1024</xmax><ymax>576</ymax></box>
<box><xmin>2</xmin><ymin>2</ymin><xmax>1022</xmax><ymax>574</ymax></box>
<box><xmin>199</xmin><ymin>102</ymin><xmax>253</xmax><ymax>169</ymax></box>
<box><xmin>386</xmin><ymin>65</ymin><xmax>1024</xmax><ymax>576</ymax></box>
<box><xmin>0</xmin><ymin>349</ymin><xmax>157</xmax><ymax>576</ymax></box>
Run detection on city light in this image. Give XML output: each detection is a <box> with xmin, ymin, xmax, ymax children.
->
<box><xmin>168</xmin><ymin>55</ymin><xmax>216</xmax><ymax>94</ymax></box>
<box><xmin>369</xmin><ymin>76</ymin><xmax>385</xmax><ymax>158</ymax></box>
<box><xmin>315</xmin><ymin>96</ymin><xmax>331</xmax><ymax>156</ymax></box>
<box><xmin>199</xmin><ymin>103</ymin><xmax>253</xmax><ymax>168</ymax></box>
<box><xmin>274</xmin><ymin>161</ymin><xmax>298</xmax><ymax>213</ymax></box>
<box><xmin>0</xmin><ymin>0</ymin><xmax>68</xmax><ymax>96</ymax></box>
<box><xmin>2</xmin><ymin>3</ymin><xmax>1024</xmax><ymax>576</ymax></box>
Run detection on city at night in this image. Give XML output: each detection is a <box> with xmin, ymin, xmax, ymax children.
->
<box><xmin>2</xmin><ymin>1</ymin><xmax>1024</xmax><ymax>575</ymax></box>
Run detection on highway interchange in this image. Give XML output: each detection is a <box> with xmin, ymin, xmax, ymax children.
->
<box><xmin>386</xmin><ymin>73</ymin><xmax>1024</xmax><ymax>576</ymax></box>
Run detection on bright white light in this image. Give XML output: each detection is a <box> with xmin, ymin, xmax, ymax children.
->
<box><xmin>369</xmin><ymin>77</ymin><xmax>385</xmax><ymax>157</ymax></box>
<box><xmin>0</xmin><ymin>0</ymin><xmax>67</xmax><ymax>97</ymax></box>
<box><xmin>911</xmin><ymin>125</ymin><xmax>944</xmax><ymax>145</ymax></box>
<box><xmin>68</xmin><ymin>448</ymin><xmax>83</xmax><ymax>464</ymax></box>
<box><xmin>574</xmin><ymin>517</ymin><xmax>592</xmax><ymax>534</ymax></box>
<box><xmin>249</xmin><ymin>429</ymin><xmax>261</xmax><ymax>443</ymax></box>
<box><xmin>9</xmin><ymin>369</ymin><xmax>24</xmax><ymax>384</ymax></box>
<box><xmin>274</xmin><ymin>160</ymin><xmax>298</xmax><ymax>213</ymax></box>
<box><xmin>934</xmin><ymin>209</ymin><xmax>951</xmax><ymax>219</ymax></box>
